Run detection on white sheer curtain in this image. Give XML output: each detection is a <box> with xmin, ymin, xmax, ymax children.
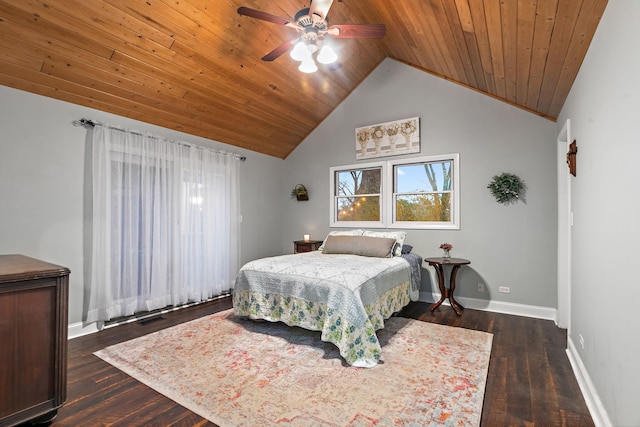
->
<box><xmin>85</xmin><ymin>124</ymin><xmax>241</xmax><ymax>323</ymax></box>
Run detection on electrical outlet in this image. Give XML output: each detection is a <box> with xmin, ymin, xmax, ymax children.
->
<box><xmin>498</xmin><ymin>286</ymin><xmax>510</xmax><ymax>293</ymax></box>
<box><xmin>579</xmin><ymin>334</ymin><xmax>585</xmax><ymax>350</ymax></box>
<box><xmin>477</xmin><ymin>283</ymin><xmax>485</xmax><ymax>292</ymax></box>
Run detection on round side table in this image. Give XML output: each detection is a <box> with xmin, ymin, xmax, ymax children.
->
<box><xmin>425</xmin><ymin>257</ymin><xmax>470</xmax><ymax>316</ymax></box>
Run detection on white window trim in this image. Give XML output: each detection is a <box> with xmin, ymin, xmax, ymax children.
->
<box><xmin>330</xmin><ymin>154</ymin><xmax>460</xmax><ymax>230</ymax></box>
<box><xmin>329</xmin><ymin>161</ymin><xmax>387</xmax><ymax>228</ymax></box>
<box><xmin>386</xmin><ymin>153</ymin><xmax>460</xmax><ymax>230</ymax></box>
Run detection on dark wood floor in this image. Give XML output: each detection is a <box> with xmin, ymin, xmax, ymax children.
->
<box><xmin>42</xmin><ymin>298</ymin><xmax>593</xmax><ymax>427</ymax></box>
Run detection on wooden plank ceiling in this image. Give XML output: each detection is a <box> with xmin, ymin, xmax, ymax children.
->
<box><xmin>0</xmin><ymin>0</ymin><xmax>607</xmax><ymax>159</ymax></box>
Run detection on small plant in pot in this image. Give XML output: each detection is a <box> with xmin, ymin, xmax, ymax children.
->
<box><xmin>291</xmin><ymin>184</ymin><xmax>309</xmax><ymax>201</ymax></box>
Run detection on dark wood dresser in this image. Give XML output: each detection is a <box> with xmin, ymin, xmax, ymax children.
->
<box><xmin>0</xmin><ymin>255</ymin><xmax>70</xmax><ymax>426</ymax></box>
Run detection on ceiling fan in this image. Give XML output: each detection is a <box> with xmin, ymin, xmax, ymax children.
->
<box><xmin>237</xmin><ymin>0</ymin><xmax>386</xmax><ymax>72</ymax></box>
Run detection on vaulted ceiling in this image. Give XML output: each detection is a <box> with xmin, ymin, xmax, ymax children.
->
<box><xmin>0</xmin><ymin>0</ymin><xmax>607</xmax><ymax>158</ymax></box>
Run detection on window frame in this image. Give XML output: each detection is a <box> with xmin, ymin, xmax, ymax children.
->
<box><xmin>329</xmin><ymin>161</ymin><xmax>386</xmax><ymax>228</ymax></box>
<box><xmin>386</xmin><ymin>153</ymin><xmax>460</xmax><ymax>230</ymax></box>
<box><xmin>329</xmin><ymin>154</ymin><xmax>460</xmax><ymax>230</ymax></box>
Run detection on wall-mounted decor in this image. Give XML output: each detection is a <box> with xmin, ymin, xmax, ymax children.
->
<box><xmin>566</xmin><ymin>140</ymin><xmax>577</xmax><ymax>177</ymax></box>
<box><xmin>355</xmin><ymin>117</ymin><xmax>420</xmax><ymax>160</ymax></box>
<box><xmin>291</xmin><ymin>184</ymin><xmax>309</xmax><ymax>201</ymax></box>
<box><xmin>487</xmin><ymin>173</ymin><xmax>525</xmax><ymax>205</ymax></box>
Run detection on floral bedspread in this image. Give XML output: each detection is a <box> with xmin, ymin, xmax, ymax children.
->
<box><xmin>233</xmin><ymin>251</ymin><xmax>420</xmax><ymax>368</ymax></box>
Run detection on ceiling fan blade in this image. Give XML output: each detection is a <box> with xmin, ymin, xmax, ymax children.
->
<box><xmin>309</xmin><ymin>0</ymin><xmax>334</xmax><ymax>22</ymax></box>
<box><xmin>327</xmin><ymin>24</ymin><xmax>386</xmax><ymax>39</ymax></box>
<box><xmin>261</xmin><ymin>39</ymin><xmax>297</xmax><ymax>61</ymax></box>
<box><xmin>237</xmin><ymin>7</ymin><xmax>292</xmax><ymax>26</ymax></box>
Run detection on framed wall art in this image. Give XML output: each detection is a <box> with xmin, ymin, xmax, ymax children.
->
<box><xmin>355</xmin><ymin>117</ymin><xmax>420</xmax><ymax>160</ymax></box>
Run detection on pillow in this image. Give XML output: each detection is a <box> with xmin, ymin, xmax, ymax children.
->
<box><xmin>401</xmin><ymin>244</ymin><xmax>413</xmax><ymax>254</ymax></box>
<box><xmin>317</xmin><ymin>229</ymin><xmax>365</xmax><ymax>251</ymax></box>
<box><xmin>322</xmin><ymin>235</ymin><xmax>397</xmax><ymax>258</ymax></box>
<box><xmin>362</xmin><ymin>230</ymin><xmax>406</xmax><ymax>256</ymax></box>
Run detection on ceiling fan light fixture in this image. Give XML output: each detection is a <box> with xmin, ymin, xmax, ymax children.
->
<box><xmin>306</xmin><ymin>40</ymin><xmax>319</xmax><ymax>54</ymax></box>
<box><xmin>298</xmin><ymin>57</ymin><xmax>318</xmax><ymax>73</ymax></box>
<box><xmin>290</xmin><ymin>41</ymin><xmax>309</xmax><ymax>61</ymax></box>
<box><xmin>238</xmin><ymin>3</ymin><xmax>385</xmax><ymax>72</ymax></box>
<box><xmin>317</xmin><ymin>45</ymin><xmax>337</xmax><ymax>64</ymax></box>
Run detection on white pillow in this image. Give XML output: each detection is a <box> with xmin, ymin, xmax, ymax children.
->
<box><xmin>362</xmin><ymin>230</ymin><xmax>406</xmax><ymax>256</ymax></box>
<box><xmin>317</xmin><ymin>229</ymin><xmax>365</xmax><ymax>251</ymax></box>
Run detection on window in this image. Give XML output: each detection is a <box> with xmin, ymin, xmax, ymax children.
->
<box><xmin>330</xmin><ymin>162</ymin><xmax>385</xmax><ymax>228</ymax></box>
<box><xmin>388</xmin><ymin>154</ymin><xmax>459</xmax><ymax>229</ymax></box>
<box><xmin>330</xmin><ymin>154</ymin><xmax>459</xmax><ymax>229</ymax></box>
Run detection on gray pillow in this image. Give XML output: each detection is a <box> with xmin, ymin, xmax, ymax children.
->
<box><xmin>322</xmin><ymin>235</ymin><xmax>397</xmax><ymax>258</ymax></box>
<box><xmin>401</xmin><ymin>244</ymin><xmax>413</xmax><ymax>254</ymax></box>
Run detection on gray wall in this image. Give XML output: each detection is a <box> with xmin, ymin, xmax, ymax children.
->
<box><xmin>557</xmin><ymin>1</ymin><xmax>640</xmax><ymax>425</ymax></box>
<box><xmin>0</xmin><ymin>51</ymin><xmax>562</xmax><ymax>378</ymax></box>
<box><xmin>283</xmin><ymin>58</ymin><xmax>558</xmax><ymax>309</ymax></box>
<box><xmin>0</xmin><ymin>59</ymin><xmax>560</xmax><ymax>323</ymax></box>
<box><xmin>0</xmin><ymin>85</ymin><xmax>284</xmax><ymax>326</ymax></box>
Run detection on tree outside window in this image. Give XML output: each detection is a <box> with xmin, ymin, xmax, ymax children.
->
<box><xmin>394</xmin><ymin>161</ymin><xmax>452</xmax><ymax>222</ymax></box>
<box><xmin>336</xmin><ymin>167</ymin><xmax>382</xmax><ymax>222</ymax></box>
<box><xmin>330</xmin><ymin>154</ymin><xmax>459</xmax><ymax>229</ymax></box>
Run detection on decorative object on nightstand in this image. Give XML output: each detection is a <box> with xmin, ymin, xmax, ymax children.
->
<box><xmin>487</xmin><ymin>172</ymin><xmax>525</xmax><ymax>205</ymax></box>
<box><xmin>293</xmin><ymin>239</ymin><xmax>322</xmax><ymax>253</ymax></box>
<box><xmin>291</xmin><ymin>184</ymin><xmax>309</xmax><ymax>201</ymax></box>
<box><xmin>0</xmin><ymin>255</ymin><xmax>70</xmax><ymax>426</ymax></box>
<box><xmin>425</xmin><ymin>256</ymin><xmax>470</xmax><ymax>316</ymax></box>
<box><xmin>439</xmin><ymin>242</ymin><xmax>452</xmax><ymax>259</ymax></box>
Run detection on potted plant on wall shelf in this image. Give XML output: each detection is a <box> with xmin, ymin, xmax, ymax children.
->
<box><xmin>291</xmin><ymin>184</ymin><xmax>309</xmax><ymax>201</ymax></box>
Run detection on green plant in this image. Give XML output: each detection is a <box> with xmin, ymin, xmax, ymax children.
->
<box><xmin>487</xmin><ymin>173</ymin><xmax>525</xmax><ymax>204</ymax></box>
<box><xmin>291</xmin><ymin>184</ymin><xmax>309</xmax><ymax>201</ymax></box>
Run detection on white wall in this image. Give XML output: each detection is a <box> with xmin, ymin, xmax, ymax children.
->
<box><xmin>0</xmin><ymin>85</ymin><xmax>284</xmax><ymax>326</ymax></box>
<box><xmin>557</xmin><ymin>1</ymin><xmax>640</xmax><ymax>426</ymax></box>
<box><xmin>283</xmin><ymin>58</ymin><xmax>558</xmax><ymax>310</ymax></box>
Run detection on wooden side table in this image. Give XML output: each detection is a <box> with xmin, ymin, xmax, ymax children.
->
<box><xmin>293</xmin><ymin>240</ymin><xmax>323</xmax><ymax>253</ymax></box>
<box><xmin>425</xmin><ymin>257</ymin><xmax>470</xmax><ymax>316</ymax></box>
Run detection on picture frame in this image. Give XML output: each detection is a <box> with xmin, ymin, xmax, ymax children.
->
<box><xmin>355</xmin><ymin>117</ymin><xmax>420</xmax><ymax>160</ymax></box>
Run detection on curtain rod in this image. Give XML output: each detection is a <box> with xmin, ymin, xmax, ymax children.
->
<box><xmin>73</xmin><ymin>118</ymin><xmax>246</xmax><ymax>161</ymax></box>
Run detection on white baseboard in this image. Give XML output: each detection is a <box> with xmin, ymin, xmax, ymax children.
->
<box><xmin>566</xmin><ymin>337</ymin><xmax>614</xmax><ymax>427</ymax></box>
<box><xmin>67</xmin><ymin>295</ymin><xmax>231</xmax><ymax>340</ymax></box>
<box><xmin>68</xmin><ymin>321</ymin><xmax>102</xmax><ymax>339</ymax></box>
<box><xmin>71</xmin><ymin>294</ymin><xmax>555</xmax><ymax>337</ymax></box>
<box><xmin>418</xmin><ymin>291</ymin><xmax>557</xmax><ymax>321</ymax></box>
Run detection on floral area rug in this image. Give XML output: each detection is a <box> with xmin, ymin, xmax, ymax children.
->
<box><xmin>95</xmin><ymin>309</ymin><xmax>493</xmax><ymax>426</ymax></box>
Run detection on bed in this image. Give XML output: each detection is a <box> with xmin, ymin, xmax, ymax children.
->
<box><xmin>232</xmin><ymin>230</ymin><xmax>422</xmax><ymax>368</ymax></box>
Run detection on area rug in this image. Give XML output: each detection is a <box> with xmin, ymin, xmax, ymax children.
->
<box><xmin>95</xmin><ymin>309</ymin><xmax>493</xmax><ymax>426</ymax></box>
